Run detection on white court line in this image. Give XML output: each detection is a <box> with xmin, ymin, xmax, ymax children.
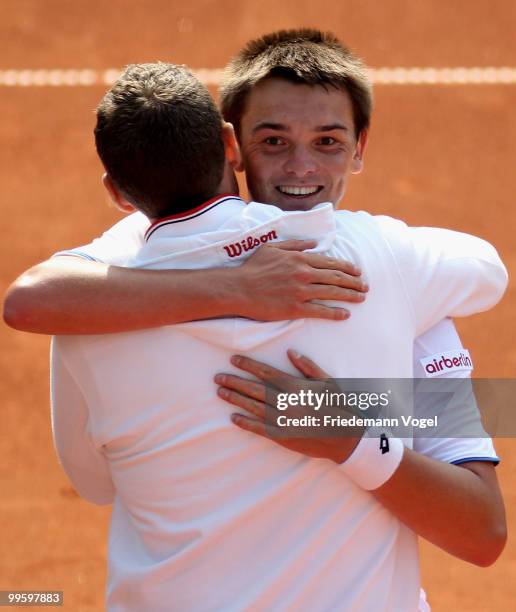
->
<box><xmin>1</xmin><ymin>67</ymin><xmax>516</xmax><ymax>86</ymax></box>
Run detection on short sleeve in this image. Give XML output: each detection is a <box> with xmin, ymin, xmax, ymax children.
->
<box><xmin>412</xmin><ymin>319</ymin><xmax>499</xmax><ymax>465</ymax></box>
<box><xmin>376</xmin><ymin>216</ymin><xmax>508</xmax><ymax>336</ymax></box>
<box><xmin>53</xmin><ymin>211</ymin><xmax>148</xmax><ymax>266</ymax></box>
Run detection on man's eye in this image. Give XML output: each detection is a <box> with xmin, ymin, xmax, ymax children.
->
<box><xmin>318</xmin><ymin>136</ymin><xmax>337</xmax><ymax>145</ymax></box>
<box><xmin>264</xmin><ymin>136</ymin><xmax>284</xmax><ymax>146</ymax></box>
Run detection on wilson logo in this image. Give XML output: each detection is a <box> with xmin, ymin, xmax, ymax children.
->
<box><xmin>223</xmin><ymin>230</ymin><xmax>278</xmax><ymax>258</ymax></box>
<box><xmin>420</xmin><ymin>349</ymin><xmax>473</xmax><ymax>378</ymax></box>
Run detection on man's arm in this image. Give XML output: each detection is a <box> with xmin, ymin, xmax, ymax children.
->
<box><xmin>3</xmin><ymin>240</ymin><xmax>367</xmax><ymax>334</ymax></box>
<box><xmin>413</xmin><ymin>319</ymin><xmax>499</xmax><ymax>464</ymax></box>
<box><xmin>215</xmin><ymin>351</ymin><xmax>507</xmax><ymax>567</ymax></box>
<box><xmin>372</xmin><ymin>451</ymin><xmax>506</xmax><ymax>567</ymax></box>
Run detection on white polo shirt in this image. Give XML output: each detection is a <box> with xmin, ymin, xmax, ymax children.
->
<box><xmin>52</xmin><ymin>196</ymin><xmax>506</xmax><ymax>611</ymax></box>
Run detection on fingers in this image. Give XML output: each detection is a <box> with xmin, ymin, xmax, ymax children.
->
<box><xmin>228</xmin><ymin>355</ymin><xmax>313</xmax><ymax>395</ymax></box>
<box><xmin>303</xmin><ymin>253</ymin><xmax>363</xmax><ymax>278</ymax></box>
<box><xmin>217</xmin><ymin>385</ymin><xmax>267</xmax><ymax>420</ymax></box>
<box><xmin>267</xmin><ymin>244</ymin><xmax>363</xmax><ymax>281</ymax></box>
<box><xmin>295</xmin><ymin>303</ymin><xmax>351</xmax><ymax>321</ymax></box>
<box><xmin>306</xmin><ymin>267</ymin><xmax>368</xmax><ymax>292</ymax></box>
<box><xmin>307</xmin><ymin>285</ymin><xmax>366</xmax><ymax>303</ymax></box>
<box><xmin>271</xmin><ymin>239</ymin><xmax>318</xmax><ymax>252</ymax></box>
<box><xmin>287</xmin><ymin>349</ymin><xmax>330</xmax><ymax>379</ymax></box>
<box><xmin>230</xmin><ymin>413</ymin><xmax>269</xmax><ymax>438</ymax></box>
<box><xmin>215</xmin><ymin>373</ymin><xmax>266</xmax><ymax>403</ymax></box>
<box><xmin>229</xmin><ymin>355</ymin><xmax>293</xmax><ymax>386</ymax></box>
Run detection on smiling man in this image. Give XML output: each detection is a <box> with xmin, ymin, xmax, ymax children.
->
<box><xmin>3</xmin><ymin>29</ymin><xmax>508</xmax><ymax>611</ymax></box>
<box><xmin>234</xmin><ymin>77</ymin><xmax>366</xmax><ymax>211</ymax></box>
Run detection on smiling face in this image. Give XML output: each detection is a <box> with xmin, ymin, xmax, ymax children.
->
<box><xmin>237</xmin><ymin>77</ymin><xmax>368</xmax><ymax>211</ymax></box>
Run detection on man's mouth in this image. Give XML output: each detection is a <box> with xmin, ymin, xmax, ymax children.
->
<box><xmin>276</xmin><ymin>185</ymin><xmax>323</xmax><ymax>198</ymax></box>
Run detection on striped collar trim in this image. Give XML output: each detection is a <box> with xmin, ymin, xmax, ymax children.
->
<box><xmin>144</xmin><ymin>194</ymin><xmax>243</xmax><ymax>242</ymax></box>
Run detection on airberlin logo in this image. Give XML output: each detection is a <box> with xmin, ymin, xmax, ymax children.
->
<box><xmin>223</xmin><ymin>230</ymin><xmax>278</xmax><ymax>258</ymax></box>
<box><xmin>419</xmin><ymin>349</ymin><xmax>473</xmax><ymax>378</ymax></box>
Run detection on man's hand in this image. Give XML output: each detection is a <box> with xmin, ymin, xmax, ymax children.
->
<box><xmin>233</xmin><ymin>240</ymin><xmax>368</xmax><ymax>322</ymax></box>
<box><xmin>215</xmin><ymin>350</ymin><xmax>507</xmax><ymax>567</ymax></box>
<box><xmin>215</xmin><ymin>349</ymin><xmax>363</xmax><ymax>463</ymax></box>
<box><xmin>3</xmin><ymin>240</ymin><xmax>367</xmax><ymax>334</ymax></box>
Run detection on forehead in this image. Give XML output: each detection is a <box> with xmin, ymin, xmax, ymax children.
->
<box><xmin>242</xmin><ymin>77</ymin><xmax>355</xmax><ymax>132</ymax></box>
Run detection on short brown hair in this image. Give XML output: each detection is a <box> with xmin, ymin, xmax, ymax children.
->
<box><xmin>220</xmin><ymin>29</ymin><xmax>373</xmax><ymax>139</ymax></box>
<box><xmin>95</xmin><ymin>63</ymin><xmax>225</xmax><ymax>219</ymax></box>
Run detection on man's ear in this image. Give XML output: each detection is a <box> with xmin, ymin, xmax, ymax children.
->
<box><xmin>221</xmin><ymin>122</ymin><xmax>244</xmax><ymax>172</ymax></box>
<box><xmin>102</xmin><ymin>173</ymin><xmax>136</xmax><ymax>213</ymax></box>
<box><xmin>350</xmin><ymin>128</ymin><xmax>368</xmax><ymax>175</ymax></box>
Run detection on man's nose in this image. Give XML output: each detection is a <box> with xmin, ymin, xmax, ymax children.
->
<box><xmin>283</xmin><ymin>145</ymin><xmax>318</xmax><ymax>177</ymax></box>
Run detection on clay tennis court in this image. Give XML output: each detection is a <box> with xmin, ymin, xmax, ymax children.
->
<box><xmin>1</xmin><ymin>1</ymin><xmax>515</xmax><ymax>610</ymax></box>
